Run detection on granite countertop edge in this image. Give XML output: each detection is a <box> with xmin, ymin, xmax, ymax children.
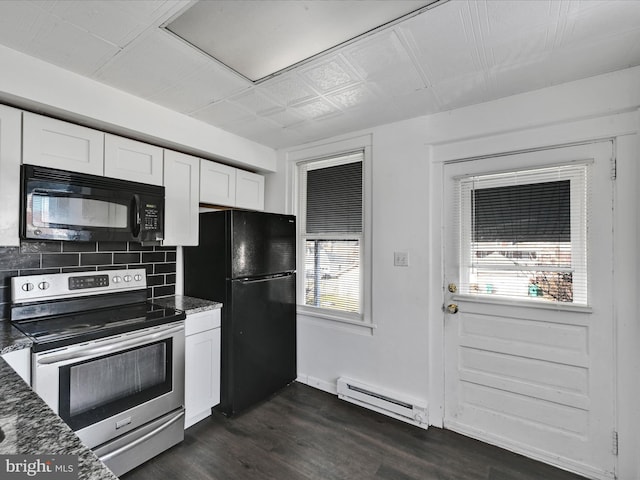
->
<box><xmin>153</xmin><ymin>295</ymin><xmax>222</xmax><ymax>315</ymax></box>
<box><xmin>0</xmin><ymin>357</ymin><xmax>119</xmax><ymax>480</ymax></box>
<box><xmin>0</xmin><ymin>324</ymin><xmax>117</xmax><ymax>479</ymax></box>
<box><xmin>0</xmin><ymin>294</ymin><xmax>221</xmax><ymax>480</ymax></box>
<box><xmin>0</xmin><ymin>322</ymin><xmax>33</xmax><ymax>355</ymax></box>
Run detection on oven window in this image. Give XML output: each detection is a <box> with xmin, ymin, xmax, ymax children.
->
<box><xmin>33</xmin><ymin>193</ymin><xmax>128</xmax><ymax>228</ymax></box>
<box><xmin>59</xmin><ymin>340</ymin><xmax>173</xmax><ymax>431</ymax></box>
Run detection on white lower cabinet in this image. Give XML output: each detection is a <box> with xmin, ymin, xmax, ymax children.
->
<box><xmin>1</xmin><ymin>348</ymin><xmax>31</xmax><ymax>386</ymax></box>
<box><xmin>184</xmin><ymin>309</ymin><xmax>221</xmax><ymax>428</ymax></box>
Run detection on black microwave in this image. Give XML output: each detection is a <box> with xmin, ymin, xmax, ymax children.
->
<box><xmin>21</xmin><ymin>164</ymin><xmax>165</xmax><ymax>245</ymax></box>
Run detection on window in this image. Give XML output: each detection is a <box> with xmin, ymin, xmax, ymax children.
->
<box><xmin>457</xmin><ymin>164</ymin><xmax>589</xmax><ymax>305</ymax></box>
<box><xmin>298</xmin><ymin>151</ymin><xmax>365</xmax><ymax>320</ymax></box>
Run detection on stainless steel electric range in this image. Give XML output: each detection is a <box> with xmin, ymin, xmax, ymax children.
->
<box><xmin>10</xmin><ymin>268</ymin><xmax>186</xmax><ymax>477</ymax></box>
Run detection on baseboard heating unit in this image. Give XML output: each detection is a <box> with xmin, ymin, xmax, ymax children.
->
<box><xmin>336</xmin><ymin>377</ymin><xmax>428</xmax><ymax>429</ymax></box>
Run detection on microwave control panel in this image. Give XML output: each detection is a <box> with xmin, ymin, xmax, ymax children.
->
<box><xmin>142</xmin><ymin>203</ymin><xmax>160</xmax><ymax>231</ymax></box>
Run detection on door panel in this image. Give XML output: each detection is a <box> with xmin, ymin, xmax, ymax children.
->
<box><xmin>443</xmin><ymin>142</ymin><xmax>615</xmax><ymax>479</ymax></box>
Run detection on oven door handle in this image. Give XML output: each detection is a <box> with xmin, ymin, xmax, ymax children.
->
<box><xmin>98</xmin><ymin>409</ymin><xmax>185</xmax><ymax>463</ymax></box>
<box><xmin>35</xmin><ymin>324</ymin><xmax>184</xmax><ymax>365</ymax></box>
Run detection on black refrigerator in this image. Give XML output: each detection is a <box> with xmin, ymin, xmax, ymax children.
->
<box><xmin>183</xmin><ymin>210</ymin><xmax>296</xmax><ymax>417</ymax></box>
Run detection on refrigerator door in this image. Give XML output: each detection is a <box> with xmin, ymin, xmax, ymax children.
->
<box><xmin>230</xmin><ymin>211</ymin><xmax>296</xmax><ymax>279</ymax></box>
<box><xmin>220</xmin><ymin>272</ymin><xmax>296</xmax><ymax>416</ymax></box>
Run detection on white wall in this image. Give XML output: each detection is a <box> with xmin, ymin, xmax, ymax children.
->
<box><xmin>0</xmin><ymin>44</ymin><xmax>276</xmax><ymax>172</ymax></box>
<box><xmin>269</xmin><ymin>66</ymin><xmax>640</xmax><ymax>479</ymax></box>
<box><xmin>269</xmin><ymin>119</ymin><xmax>431</xmax><ymax>403</ymax></box>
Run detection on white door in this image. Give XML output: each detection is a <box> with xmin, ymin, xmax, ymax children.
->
<box><xmin>442</xmin><ymin>142</ymin><xmax>616</xmax><ymax>480</ymax></box>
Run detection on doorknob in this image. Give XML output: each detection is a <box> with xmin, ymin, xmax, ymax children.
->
<box><xmin>447</xmin><ymin>303</ymin><xmax>459</xmax><ymax>314</ymax></box>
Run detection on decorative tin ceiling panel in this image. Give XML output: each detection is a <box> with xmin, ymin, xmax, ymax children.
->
<box><xmin>0</xmin><ymin>0</ymin><xmax>637</xmax><ymax>148</ymax></box>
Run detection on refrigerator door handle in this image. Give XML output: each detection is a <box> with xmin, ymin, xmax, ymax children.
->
<box><xmin>236</xmin><ymin>272</ymin><xmax>294</xmax><ymax>284</ymax></box>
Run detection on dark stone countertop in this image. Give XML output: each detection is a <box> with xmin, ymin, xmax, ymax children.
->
<box><xmin>0</xmin><ymin>320</ymin><xmax>32</xmax><ymax>355</ymax></box>
<box><xmin>0</xmin><ymin>357</ymin><xmax>119</xmax><ymax>480</ymax></box>
<box><xmin>0</xmin><ymin>294</ymin><xmax>220</xmax><ymax>480</ymax></box>
<box><xmin>153</xmin><ymin>295</ymin><xmax>222</xmax><ymax>315</ymax></box>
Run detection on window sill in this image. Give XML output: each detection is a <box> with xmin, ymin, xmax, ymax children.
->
<box><xmin>450</xmin><ymin>293</ymin><xmax>593</xmax><ymax>313</ymax></box>
<box><xmin>296</xmin><ymin>306</ymin><xmax>376</xmax><ymax>332</ymax></box>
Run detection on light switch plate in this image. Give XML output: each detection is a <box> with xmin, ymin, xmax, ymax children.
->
<box><xmin>394</xmin><ymin>251</ymin><xmax>409</xmax><ymax>267</ymax></box>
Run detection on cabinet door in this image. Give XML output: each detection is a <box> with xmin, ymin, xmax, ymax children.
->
<box><xmin>104</xmin><ymin>134</ymin><xmax>163</xmax><ymax>186</ymax></box>
<box><xmin>163</xmin><ymin>150</ymin><xmax>200</xmax><ymax>246</ymax></box>
<box><xmin>235</xmin><ymin>170</ymin><xmax>265</xmax><ymax>211</ymax></box>
<box><xmin>185</xmin><ymin>309</ymin><xmax>221</xmax><ymax>336</ymax></box>
<box><xmin>200</xmin><ymin>160</ymin><xmax>236</xmax><ymax>206</ymax></box>
<box><xmin>184</xmin><ymin>327</ymin><xmax>221</xmax><ymax>428</ymax></box>
<box><xmin>22</xmin><ymin>112</ymin><xmax>104</xmax><ymax>175</ymax></box>
<box><xmin>0</xmin><ymin>105</ymin><xmax>21</xmax><ymax>246</ymax></box>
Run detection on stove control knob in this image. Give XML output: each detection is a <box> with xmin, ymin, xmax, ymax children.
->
<box><xmin>113</xmin><ymin>276</ymin><xmax>122</xmax><ymax>284</ymax></box>
<box><xmin>21</xmin><ymin>283</ymin><xmax>34</xmax><ymax>292</ymax></box>
<box><xmin>134</xmin><ymin>274</ymin><xmax>143</xmax><ymax>282</ymax></box>
<box><xmin>123</xmin><ymin>275</ymin><xmax>132</xmax><ymax>283</ymax></box>
<box><xmin>38</xmin><ymin>281</ymin><xmax>50</xmax><ymax>290</ymax></box>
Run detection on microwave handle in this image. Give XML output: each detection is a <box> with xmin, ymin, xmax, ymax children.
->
<box><xmin>131</xmin><ymin>194</ymin><xmax>141</xmax><ymax>237</ymax></box>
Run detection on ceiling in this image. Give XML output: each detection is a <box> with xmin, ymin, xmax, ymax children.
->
<box><xmin>0</xmin><ymin>0</ymin><xmax>639</xmax><ymax>150</ymax></box>
<box><xmin>164</xmin><ymin>1</ymin><xmax>436</xmax><ymax>82</ymax></box>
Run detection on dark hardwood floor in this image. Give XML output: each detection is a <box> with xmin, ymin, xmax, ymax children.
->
<box><xmin>122</xmin><ymin>382</ymin><xmax>587</xmax><ymax>480</ymax></box>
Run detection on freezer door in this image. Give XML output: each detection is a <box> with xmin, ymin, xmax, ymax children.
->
<box><xmin>221</xmin><ymin>273</ymin><xmax>296</xmax><ymax>416</ymax></box>
<box><xmin>230</xmin><ymin>211</ymin><xmax>296</xmax><ymax>278</ymax></box>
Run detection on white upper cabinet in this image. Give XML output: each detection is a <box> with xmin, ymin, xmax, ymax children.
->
<box><xmin>22</xmin><ymin>112</ymin><xmax>104</xmax><ymax>176</ymax></box>
<box><xmin>235</xmin><ymin>169</ymin><xmax>265</xmax><ymax>211</ymax></box>
<box><xmin>104</xmin><ymin>134</ymin><xmax>164</xmax><ymax>186</ymax></box>
<box><xmin>0</xmin><ymin>105</ymin><xmax>22</xmax><ymax>246</ymax></box>
<box><xmin>200</xmin><ymin>160</ymin><xmax>236</xmax><ymax>206</ymax></box>
<box><xmin>163</xmin><ymin>150</ymin><xmax>200</xmax><ymax>246</ymax></box>
<box><xmin>200</xmin><ymin>159</ymin><xmax>264</xmax><ymax>210</ymax></box>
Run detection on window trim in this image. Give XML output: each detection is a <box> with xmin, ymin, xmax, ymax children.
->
<box><xmin>287</xmin><ymin>135</ymin><xmax>373</xmax><ymax>329</ymax></box>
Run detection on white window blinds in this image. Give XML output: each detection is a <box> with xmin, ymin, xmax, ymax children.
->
<box><xmin>300</xmin><ymin>152</ymin><xmax>364</xmax><ymax>315</ymax></box>
<box><xmin>457</xmin><ymin>164</ymin><xmax>590</xmax><ymax>305</ymax></box>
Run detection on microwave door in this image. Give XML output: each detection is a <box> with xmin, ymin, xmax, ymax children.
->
<box><xmin>28</xmin><ymin>190</ymin><xmax>132</xmax><ymax>242</ymax></box>
<box><xmin>21</xmin><ymin>164</ymin><xmax>165</xmax><ymax>244</ymax></box>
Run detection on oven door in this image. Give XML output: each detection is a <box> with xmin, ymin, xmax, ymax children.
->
<box><xmin>32</xmin><ymin>322</ymin><xmax>184</xmax><ymax>449</ymax></box>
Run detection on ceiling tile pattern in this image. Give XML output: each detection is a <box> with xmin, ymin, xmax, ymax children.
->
<box><xmin>260</xmin><ymin>76</ymin><xmax>318</xmax><ymax>106</ymax></box>
<box><xmin>0</xmin><ymin>0</ymin><xmax>638</xmax><ymax>149</ymax></box>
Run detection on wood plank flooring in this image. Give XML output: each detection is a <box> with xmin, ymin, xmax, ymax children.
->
<box><xmin>121</xmin><ymin>382</ymin><xmax>587</xmax><ymax>480</ymax></box>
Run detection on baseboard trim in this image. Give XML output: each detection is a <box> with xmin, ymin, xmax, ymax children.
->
<box><xmin>296</xmin><ymin>374</ymin><xmax>337</xmax><ymax>395</ymax></box>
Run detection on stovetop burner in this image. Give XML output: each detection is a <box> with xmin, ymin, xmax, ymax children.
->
<box><xmin>10</xmin><ymin>269</ymin><xmax>185</xmax><ymax>352</ymax></box>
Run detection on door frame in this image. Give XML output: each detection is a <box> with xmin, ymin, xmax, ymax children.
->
<box><xmin>426</xmin><ymin>112</ymin><xmax>639</xmax><ymax>478</ymax></box>
<box><xmin>441</xmin><ymin>141</ymin><xmax>615</xmax><ymax>478</ymax></box>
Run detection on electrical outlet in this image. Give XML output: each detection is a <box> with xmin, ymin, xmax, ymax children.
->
<box><xmin>394</xmin><ymin>251</ymin><xmax>409</xmax><ymax>267</ymax></box>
